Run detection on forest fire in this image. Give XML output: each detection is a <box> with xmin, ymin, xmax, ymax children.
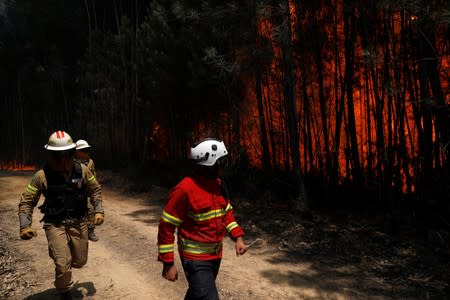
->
<box><xmin>237</xmin><ymin>1</ymin><xmax>449</xmax><ymax>198</ymax></box>
<box><xmin>1</xmin><ymin>0</ymin><xmax>448</xmax><ymax>206</ymax></box>
<box><xmin>0</xmin><ymin>161</ymin><xmax>36</xmax><ymax>171</ymax></box>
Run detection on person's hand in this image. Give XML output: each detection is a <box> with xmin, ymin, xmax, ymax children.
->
<box><xmin>20</xmin><ymin>227</ymin><xmax>37</xmax><ymax>240</ymax></box>
<box><xmin>235</xmin><ymin>237</ymin><xmax>247</xmax><ymax>256</ymax></box>
<box><xmin>162</xmin><ymin>264</ymin><xmax>178</xmax><ymax>281</ymax></box>
<box><xmin>94</xmin><ymin>213</ymin><xmax>104</xmax><ymax>225</ymax></box>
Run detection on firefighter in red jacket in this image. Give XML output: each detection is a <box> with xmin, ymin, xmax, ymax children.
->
<box><xmin>158</xmin><ymin>138</ymin><xmax>247</xmax><ymax>299</ymax></box>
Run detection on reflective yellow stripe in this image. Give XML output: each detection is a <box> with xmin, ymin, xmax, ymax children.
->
<box><xmin>189</xmin><ymin>208</ymin><xmax>226</xmax><ymax>222</ymax></box>
<box><xmin>226</xmin><ymin>221</ymin><xmax>238</xmax><ymax>232</ymax></box>
<box><xmin>88</xmin><ymin>175</ymin><xmax>96</xmax><ymax>183</ymax></box>
<box><xmin>158</xmin><ymin>244</ymin><xmax>174</xmax><ymax>254</ymax></box>
<box><xmin>161</xmin><ymin>211</ymin><xmax>183</xmax><ymax>226</ymax></box>
<box><xmin>225</xmin><ymin>203</ymin><xmax>233</xmax><ymax>213</ymax></box>
<box><xmin>26</xmin><ymin>184</ymin><xmax>38</xmax><ymax>195</ymax></box>
<box><xmin>182</xmin><ymin>248</ymin><xmax>215</xmax><ymax>254</ymax></box>
<box><xmin>179</xmin><ymin>238</ymin><xmax>222</xmax><ymax>254</ymax></box>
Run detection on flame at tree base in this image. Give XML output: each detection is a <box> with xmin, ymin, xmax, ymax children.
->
<box><xmin>0</xmin><ymin>161</ymin><xmax>37</xmax><ymax>171</ymax></box>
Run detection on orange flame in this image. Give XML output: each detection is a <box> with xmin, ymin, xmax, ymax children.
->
<box><xmin>0</xmin><ymin>161</ymin><xmax>37</xmax><ymax>171</ymax></box>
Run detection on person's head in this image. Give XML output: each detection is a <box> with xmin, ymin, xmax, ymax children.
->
<box><xmin>44</xmin><ymin>130</ymin><xmax>76</xmax><ymax>172</ymax></box>
<box><xmin>189</xmin><ymin>138</ymin><xmax>228</xmax><ymax>177</ymax></box>
<box><xmin>74</xmin><ymin>139</ymin><xmax>91</xmax><ymax>160</ymax></box>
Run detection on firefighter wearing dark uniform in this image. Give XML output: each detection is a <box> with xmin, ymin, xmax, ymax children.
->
<box><xmin>18</xmin><ymin>131</ymin><xmax>104</xmax><ymax>300</ymax></box>
<box><xmin>74</xmin><ymin>139</ymin><xmax>99</xmax><ymax>242</ymax></box>
<box><xmin>158</xmin><ymin>138</ymin><xmax>247</xmax><ymax>300</ymax></box>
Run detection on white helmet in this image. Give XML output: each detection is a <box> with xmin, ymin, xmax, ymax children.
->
<box><xmin>75</xmin><ymin>139</ymin><xmax>91</xmax><ymax>150</ymax></box>
<box><xmin>190</xmin><ymin>138</ymin><xmax>228</xmax><ymax>166</ymax></box>
<box><xmin>44</xmin><ymin>130</ymin><xmax>76</xmax><ymax>151</ymax></box>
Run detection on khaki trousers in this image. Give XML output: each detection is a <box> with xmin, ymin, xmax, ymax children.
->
<box><xmin>44</xmin><ymin>222</ymin><xmax>89</xmax><ymax>291</ymax></box>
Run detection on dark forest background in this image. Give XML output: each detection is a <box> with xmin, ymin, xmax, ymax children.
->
<box><xmin>1</xmin><ymin>0</ymin><xmax>449</xmax><ymax>238</ymax></box>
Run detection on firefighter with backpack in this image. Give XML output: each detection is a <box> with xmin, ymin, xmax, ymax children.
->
<box><xmin>18</xmin><ymin>130</ymin><xmax>105</xmax><ymax>300</ymax></box>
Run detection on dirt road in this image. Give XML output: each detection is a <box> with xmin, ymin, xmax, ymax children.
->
<box><xmin>2</xmin><ymin>171</ymin><xmax>448</xmax><ymax>300</ymax></box>
<box><xmin>0</xmin><ymin>171</ymin><xmax>314</xmax><ymax>300</ymax></box>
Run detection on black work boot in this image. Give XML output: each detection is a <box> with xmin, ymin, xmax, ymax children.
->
<box><xmin>88</xmin><ymin>227</ymin><xmax>99</xmax><ymax>242</ymax></box>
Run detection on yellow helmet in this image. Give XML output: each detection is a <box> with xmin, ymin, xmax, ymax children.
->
<box><xmin>44</xmin><ymin>131</ymin><xmax>76</xmax><ymax>151</ymax></box>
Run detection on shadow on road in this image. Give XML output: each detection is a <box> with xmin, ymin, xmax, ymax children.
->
<box><xmin>23</xmin><ymin>281</ymin><xmax>96</xmax><ymax>300</ymax></box>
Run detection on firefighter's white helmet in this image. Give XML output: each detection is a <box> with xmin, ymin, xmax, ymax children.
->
<box><xmin>190</xmin><ymin>138</ymin><xmax>228</xmax><ymax>166</ymax></box>
<box><xmin>75</xmin><ymin>139</ymin><xmax>91</xmax><ymax>150</ymax></box>
<box><xmin>44</xmin><ymin>130</ymin><xmax>77</xmax><ymax>151</ymax></box>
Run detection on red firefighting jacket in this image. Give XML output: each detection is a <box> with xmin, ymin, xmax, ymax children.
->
<box><xmin>157</xmin><ymin>175</ymin><xmax>245</xmax><ymax>263</ymax></box>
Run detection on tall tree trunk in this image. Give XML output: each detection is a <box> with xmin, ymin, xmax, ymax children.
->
<box><xmin>251</xmin><ymin>0</ymin><xmax>271</xmax><ymax>171</ymax></box>
<box><xmin>311</xmin><ymin>15</ymin><xmax>332</xmax><ymax>180</ymax></box>
<box><xmin>18</xmin><ymin>72</ymin><xmax>25</xmax><ymax>164</ymax></box>
<box><xmin>343</xmin><ymin>1</ymin><xmax>362</xmax><ymax>184</ymax></box>
<box><xmin>84</xmin><ymin>0</ymin><xmax>92</xmax><ymax>48</ymax></box>
<box><xmin>331</xmin><ymin>0</ymin><xmax>345</xmax><ymax>187</ymax></box>
<box><xmin>280</xmin><ymin>1</ymin><xmax>307</xmax><ymax>211</ymax></box>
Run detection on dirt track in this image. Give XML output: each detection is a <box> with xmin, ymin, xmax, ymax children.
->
<box><xmin>2</xmin><ymin>170</ymin><xmax>448</xmax><ymax>300</ymax></box>
<box><xmin>0</xmin><ymin>171</ymin><xmax>313</xmax><ymax>300</ymax></box>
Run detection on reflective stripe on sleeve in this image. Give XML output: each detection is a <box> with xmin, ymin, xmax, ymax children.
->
<box><xmin>158</xmin><ymin>243</ymin><xmax>174</xmax><ymax>254</ymax></box>
<box><xmin>87</xmin><ymin>175</ymin><xmax>96</xmax><ymax>183</ymax></box>
<box><xmin>161</xmin><ymin>211</ymin><xmax>183</xmax><ymax>226</ymax></box>
<box><xmin>225</xmin><ymin>203</ymin><xmax>233</xmax><ymax>213</ymax></box>
<box><xmin>26</xmin><ymin>184</ymin><xmax>38</xmax><ymax>195</ymax></box>
<box><xmin>226</xmin><ymin>221</ymin><xmax>238</xmax><ymax>233</ymax></box>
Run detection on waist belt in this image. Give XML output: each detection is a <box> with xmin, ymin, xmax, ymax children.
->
<box><xmin>179</xmin><ymin>237</ymin><xmax>222</xmax><ymax>255</ymax></box>
<box><xmin>43</xmin><ymin>216</ymin><xmax>86</xmax><ymax>227</ymax></box>
<box><xmin>61</xmin><ymin>217</ymin><xmax>85</xmax><ymax>226</ymax></box>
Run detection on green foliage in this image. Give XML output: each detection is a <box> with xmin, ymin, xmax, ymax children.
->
<box><xmin>73</xmin><ymin>0</ymin><xmax>250</xmax><ymax>162</ymax></box>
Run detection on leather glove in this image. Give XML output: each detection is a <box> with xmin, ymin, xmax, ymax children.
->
<box><xmin>94</xmin><ymin>213</ymin><xmax>104</xmax><ymax>225</ymax></box>
<box><xmin>20</xmin><ymin>227</ymin><xmax>37</xmax><ymax>240</ymax></box>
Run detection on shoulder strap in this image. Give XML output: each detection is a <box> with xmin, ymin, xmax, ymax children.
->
<box><xmin>73</xmin><ymin>160</ymin><xmax>82</xmax><ymax>175</ymax></box>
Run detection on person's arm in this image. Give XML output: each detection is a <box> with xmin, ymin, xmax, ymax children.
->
<box><xmin>84</xmin><ymin>166</ymin><xmax>104</xmax><ymax>224</ymax></box>
<box><xmin>89</xmin><ymin>159</ymin><xmax>96</xmax><ymax>177</ymax></box>
<box><xmin>158</xmin><ymin>187</ymin><xmax>188</xmax><ymax>281</ymax></box>
<box><xmin>223</xmin><ymin>201</ymin><xmax>247</xmax><ymax>256</ymax></box>
<box><xmin>18</xmin><ymin>170</ymin><xmax>45</xmax><ymax>239</ymax></box>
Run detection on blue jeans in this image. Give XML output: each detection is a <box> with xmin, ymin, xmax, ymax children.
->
<box><xmin>181</xmin><ymin>259</ymin><xmax>221</xmax><ymax>300</ymax></box>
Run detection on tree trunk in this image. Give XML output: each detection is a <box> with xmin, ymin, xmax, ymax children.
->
<box><xmin>343</xmin><ymin>2</ymin><xmax>362</xmax><ymax>184</ymax></box>
<box><xmin>252</xmin><ymin>0</ymin><xmax>271</xmax><ymax>171</ymax></box>
<box><xmin>280</xmin><ymin>1</ymin><xmax>307</xmax><ymax>211</ymax></box>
